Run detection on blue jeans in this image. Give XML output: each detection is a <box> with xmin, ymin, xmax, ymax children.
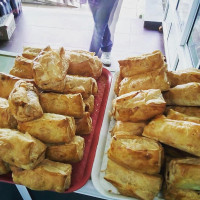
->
<box><xmin>88</xmin><ymin>0</ymin><xmax>119</xmax><ymax>55</ymax></box>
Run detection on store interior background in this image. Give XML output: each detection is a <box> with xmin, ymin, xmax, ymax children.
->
<box><xmin>0</xmin><ymin>0</ymin><xmax>164</xmax><ymax>71</ymax></box>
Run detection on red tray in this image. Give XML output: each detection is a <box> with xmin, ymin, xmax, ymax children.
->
<box><xmin>0</xmin><ymin>68</ymin><xmax>112</xmax><ymax>193</ymax></box>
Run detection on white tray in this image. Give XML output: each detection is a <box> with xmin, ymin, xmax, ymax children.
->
<box><xmin>91</xmin><ymin>71</ymin><xmax>164</xmax><ymax>200</ymax></box>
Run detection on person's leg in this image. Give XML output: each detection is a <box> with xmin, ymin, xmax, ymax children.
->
<box><xmin>88</xmin><ymin>0</ymin><xmax>117</xmax><ymax>56</ymax></box>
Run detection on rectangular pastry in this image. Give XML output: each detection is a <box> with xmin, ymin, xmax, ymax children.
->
<box><xmin>0</xmin><ymin>128</ymin><xmax>46</xmax><ymax>170</ymax></box>
<box><xmin>33</xmin><ymin>46</ymin><xmax>69</xmax><ymax>92</ymax></box>
<box><xmin>67</xmin><ymin>49</ymin><xmax>102</xmax><ymax>79</ymax></box>
<box><xmin>0</xmin><ymin>97</ymin><xmax>17</xmax><ymax>128</ymax></box>
<box><xmin>39</xmin><ymin>92</ymin><xmax>85</xmax><ymax>118</ymax></box>
<box><xmin>110</xmin><ymin>121</ymin><xmax>146</xmax><ymax>137</ymax></box>
<box><xmin>163</xmin><ymin>82</ymin><xmax>200</xmax><ymax>106</ymax></box>
<box><xmin>0</xmin><ymin>159</ymin><xmax>10</xmax><ymax>175</ymax></box>
<box><xmin>118</xmin><ymin>66</ymin><xmax>170</xmax><ymax>96</ymax></box>
<box><xmin>107</xmin><ymin>135</ymin><xmax>163</xmax><ymax>174</ymax></box>
<box><xmin>167</xmin><ymin>68</ymin><xmax>200</xmax><ymax>87</ymax></box>
<box><xmin>112</xmin><ymin>89</ymin><xmax>166</xmax><ymax>122</ymax></box>
<box><xmin>83</xmin><ymin>95</ymin><xmax>94</xmax><ymax>113</ymax></box>
<box><xmin>46</xmin><ymin>136</ymin><xmax>85</xmax><ymax>163</ymax></box>
<box><xmin>11</xmin><ymin>159</ymin><xmax>72</xmax><ymax>193</ymax></box>
<box><xmin>75</xmin><ymin>112</ymin><xmax>92</xmax><ymax>135</ymax></box>
<box><xmin>166</xmin><ymin>158</ymin><xmax>200</xmax><ymax>190</ymax></box>
<box><xmin>63</xmin><ymin>75</ymin><xmax>98</xmax><ymax>99</ymax></box>
<box><xmin>165</xmin><ymin>106</ymin><xmax>200</xmax><ymax>118</ymax></box>
<box><xmin>9</xmin><ymin>56</ymin><xmax>33</xmax><ymax>79</ymax></box>
<box><xmin>143</xmin><ymin>115</ymin><xmax>200</xmax><ymax>156</ymax></box>
<box><xmin>18</xmin><ymin>113</ymin><xmax>76</xmax><ymax>144</ymax></box>
<box><xmin>104</xmin><ymin>159</ymin><xmax>162</xmax><ymax>200</ymax></box>
<box><xmin>167</xmin><ymin>109</ymin><xmax>200</xmax><ymax>123</ymax></box>
<box><xmin>8</xmin><ymin>80</ymin><xmax>43</xmax><ymax>122</ymax></box>
<box><xmin>118</xmin><ymin>50</ymin><xmax>165</xmax><ymax>78</ymax></box>
<box><xmin>22</xmin><ymin>46</ymin><xmax>42</xmax><ymax>60</ymax></box>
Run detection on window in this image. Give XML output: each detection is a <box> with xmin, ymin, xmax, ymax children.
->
<box><xmin>187</xmin><ymin>7</ymin><xmax>200</xmax><ymax>67</ymax></box>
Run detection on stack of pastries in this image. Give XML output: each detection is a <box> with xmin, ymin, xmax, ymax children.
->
<box><xmin>104</xmin><ymin>50</ymin><xmax>200</xmax><ymax>200</ymax></box>
<box><xmin>0</xmin><ymin>46</ymin><xmax>103</xmax><ymax>192</ymax></box>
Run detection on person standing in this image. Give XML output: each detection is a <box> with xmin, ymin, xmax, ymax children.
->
<box><xmin>88</xmin><ymin>0</ymin><xmax>120</xmax><ymax>66</ymax></box>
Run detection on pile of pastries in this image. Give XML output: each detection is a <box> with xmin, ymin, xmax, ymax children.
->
<box><xmin>0</xmin><ymin>46</ymin><xmax>102</xmax><ymax>192</ymax></box>
<box><xmin>104</xmin><ymin>50</ymin><xmax>200</xmax><ymax>200</ymax></box>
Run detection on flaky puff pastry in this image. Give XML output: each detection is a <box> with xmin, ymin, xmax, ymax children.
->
<box><xmin>22</xmin><ymin>47</ymin><xmax>42</xmax><ymax>60</ymax></box>
<box><xmin>83</xmin><ymin>95</ymin><xmax>94</xmax><ymax>113</ymax></box>
<box><xmin>165</xmin><ymin>106</ymin><xmax>200</xmax><ymax>118</ymax></box>
<box><xmin>110</xmin><ymin>121</ymin><xmax>146</xmax><ymax>137</ymax></box>
<box><xmin>114</xmin><ymin>71</ymin><xmax>123</xmax><ymax>96</ymax></box>
<box><xmin>104</xmin><ymin>159</ymin><xmax>162</xmax><ymax>200</ymax></box>
<box><xmin>46</xmin><ymin>136</ymin><xmax>85</xmax><ymax>163</ymax></box>
<box><xmin>63</xmin><ymin>75</ymin><xmax>98</xmax><ymax>99</ymax></box>
<box><xmin>163</xmin><ymin>82</ymin><xmax>200</xmax><ymax>106</ymax></box>
<box><xmin>118</xmin><ymin>66</ymin><xmax>170</xmax><ymax>96</ymax></box>
<box><xmin>118</xmin><ymin>50</ymin><xmax>165</xmax><ymax>78</ymax></box>
<box><xmin>143</xmin><ymin>115</ymin><xmax>200</xmax><ymax>156</ymax></box>
<box><xmin>18</xmin><ymin>113</ymin><xmax>76</xmax><ymax>144</ymax></box>
<box><xmin>167</xmin><ymin>68</ymin><xmax>200</xmax><ymax>87</ymax></box>
<box><xmin>107</xmin><ymin>135</ymin><xmax>163</xmax><ymax>174</ymax></box>
<box><xmin>0</xmin><ymin>128</ymin><xmax>46</xmax><ymax>170</ymax></box>
<box><xmin>163</xmin><ymin>184</ymin><xmax>200</xmax><ymax>200</ymax></box>
<box><xmin>11</xmin><ymin>159</ymin><xmax>72</xmax><ymax>193</ymax></box>
<box><xmin>0</xmin><ymin>97</ymin><xmax>17</xmax><ymax>128</ymax></box>
<box><xmin>75</xmin><ymin>112</ymin><xmax>92</xmax><ymax>135</ymax></box>
<box><xmin>167</xmin><ymin>109</ymin><xmax>200</xmax><ymax>123</ymax></box>
<box><xmin>67</xmin><ymin>50</ymin><xmax>102</xmax><ymax>79</ymax></box>
<box><xmin>9</xmin><ymin>56</ymin><xmax>33</xmax><ymax>79</ymax></box>
<box><xmin>112</xmin><ymin>89</ymin><xmax>166</xmax><ymax>122</ymax></box>
<box><xmin>166</xmin><ymin>158</ymin><xmax>200</xmax><ymax>190</ymax></box>
<box><xmin>0</xmin><ymin>159</ymin><xmax>10</xmax><ymax>175</ymax></box>
<box><xmin>33</xmin><ymin>46</ymin><xmax>69</xmax><ymax>92</ymax></box>
<box><xmin>8</xmin><ymin>80</ymin><xmax>43</xmax><ymax>122</ymax></box>
<box><xmin>39</xmin><ymin>92</ymin><xmax>85</xmax><ymax>118</ymax></box>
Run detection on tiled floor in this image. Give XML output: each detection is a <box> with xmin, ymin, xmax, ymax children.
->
<box><xmin>0</xmin><ymin>0</ymin><xmax>164</xmax><ymax>71</ymax></box>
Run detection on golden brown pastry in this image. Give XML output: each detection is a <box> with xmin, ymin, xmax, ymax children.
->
<box><xmin>118</xmin><ymin>50</ymin><xmax>165</xmax><ymax>78</ymax></box>
<box><xmin>143</xmin><ymin>115</ymin><xmax>200</xmax><ymax>156</ymax></box>
<box><xmin>46</xmin><ymin>136</ymin><xmax>85</xmax><ymax>163</ymax></box>
<box><xmin>18</xmin><ymin>113</ymin><xmax>76</xmax><ymax>144</ymax></box>
<box><xmin>75</xmin><ymin>112</ymin><xmax>92</xmax><ymax>135</ymax></box>
<box><xmin>9</xmin><ymin>56</ymin><xmax>33</xmax><ymax>79</ymax></box>
<box><xmin>63</xmin><ymin>75</ymin><xmax>98</xmax><ymax>99</ymax></box>
<box><xmin>167</xmin><ymin>109</ymin><xmax>200</xmax><ymax>123</ymax></box>
<box><xmin>11</xmin><ymin>159</ymin><xmax>72</xmax><ymax>193</ymax></box>
<box><xmin>163</xmin><ymin>82</ymin><xmax>200</xmax><ymax>106</ymax></box>
<box><xmin>0</xmin><ymin>160</ymin><xmax>10</xmax><ymax>175</ymax></box>
<box><xmin>118</xmin><ymin>66</ymin><xmax>170</xmax><ymax>96</ymax></box>
<box><xmin>166</xmin><ymin>158</ymin><xmax>200</xmax><ymax>190</ymax></box>
<box><xmin>107</xmin><ymin>135</ymin><xmax>163</xmax><ymax>174</ymax></box>
<box><xmin>8</xmin><ymin>80</ymin><xmax>43</xmax><ymax>122</ymax></box>
<box><xmin>112</xmin><ymin>89</ymin><xmax>166</xmax><ymax>122</ymax></box>
<box><xmin>22</xmin><ymin>47</ymin><xmax>42</xmax><ymax>60</ymax></box>
<box><xmin>114</xmin><ymin>72</ymin><xmax>123</xmax><ymax>96</ymax></box>
<box><xmin>0</xmin><ymin>72</ymin><xmax>22</xmax><ymax>99</ymax></box>
<box><xmin>83</xmin><ymin>95</ymin><xmax>94</xmax><ymax>113</ymax></box>
<box><xmin>167</xmin><ymin>68</ymin><xmax>200</xmax><ymax>87</ymax></box>
<box><xmin>165</xmin><ymin>106</ymin><xmax>200</xmax><ymax>118</ymax></box>
<box><xmin>0</xmin><ymin>128</ymin><xmax>46</xmax><ymax>170</ymax></box>
<box><xmin>0</xmin><ymin>97</ymin><xmax>17</xmax><ymax>128</ymax></box>
<box><xmin>110</xmin><ymin>121</ymin><xmax>146</xmax><ymax>137</ymax></box>
<box><xmin>104</xmin><ymin>159</ymin><xmax>162</xmax><ymax>200</ymax></box>
<box><xmin>33</xmin><ymin>46</ymin><xmax>69</xmax><ymax>92</ymax></box>
<box><xmin>39</xmin><ymin>92</ymin><xmax>85</xmax><ymax>118</ymax></box>
<box><xmin>67</xmin><ymin>50</ymin><xmax>103</xmax><ymax>79</ymax></box>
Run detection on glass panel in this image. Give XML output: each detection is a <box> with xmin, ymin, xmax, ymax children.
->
<box><xmin>177</xmin><ymin>0</ymin><xmax>191</xmax><ymax>31</ymax></box>
<box><xmin>187</xmin><ymin>7</ymin><xmax>200</xmax><ymax>67</ymax></box>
